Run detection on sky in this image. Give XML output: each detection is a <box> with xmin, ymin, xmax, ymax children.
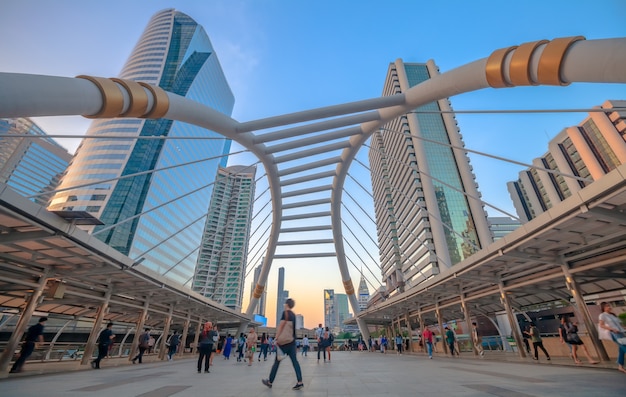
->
<box><xmin>1</xmin><ymin>0</ymin><xmax>625</xmax><ymax>329</ymax></box>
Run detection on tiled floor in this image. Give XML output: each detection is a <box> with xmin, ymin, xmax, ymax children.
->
<box><xmin>2</xmin><ymin>350</ymin><xmax>625</xmax><ymax>396</ymax></box>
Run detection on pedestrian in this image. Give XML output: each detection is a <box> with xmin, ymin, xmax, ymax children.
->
<box><xmin>197</xmin><ymin>321</ymin><xmax>217</xmax><ymax>373</ymax></box>
<box><xmin>368</xmin><ymin>336</ymin><xmax>373</xmax><ymax>352</ymax></box>
<box><xmin>561</xmin><ymin>315</ymin><xmax>598</xmax><ymax>365</ymax></box>
<box><xmin>471</xmin><ymin>322</ymin><xmax>484</xmax><ymax>356</ymax></box>
<box><xmin>323</xmin><ymin>327</ymin><xmax>334</xmax><ymax>361</ymax></box>
<box><xmin>147</xmin><ymin>335</ymin><xmax>155</xmax><ymax>354</ymax></box>
<box><xmin>132</xmin><ymin>327</ymin><xmax>150</xmax><ymax>364</ymax></box>
<box><xmin>597</xmin><ymin>301</ymin><xmax>626</xmax><ymax>374</ymax></box>
<box><xmin>528</xmin><ymin>322</ymin><xmax>550</xmax><ymax>361</ymax></box>
<box><xmin>315</xmin><ymin>323</ymin><xmax>326</xmax><ymax>362</ymax></box>
<box><xmin>259</xmin><ymin>332</ymin><xmax>269</xmax><ymax>361</ymax></box>
<box><xmin>92</xmin><ymin>322</ymin><xmax>115</xmax><ymax>369</ymax></box>
<box><xmin>209</xmin><ymin>324</ymin><xmax>218</xmax><ymax>367</ymax></box>
<box><xmin>302</xmin><ymin>335</ymin><xmax>309</xmax><ymax>356</ymax></box>
<box><xmin>262</xmin><ymin>298</ymin><xmax>304</xmax><ymax>390</ymax></box>
<box><xmin>395</xmin><ymin>334</ymin><xmax>403</xmax><ymax>354</ymax></box>
<box><xmin>445</xmin><ymin>326</ymin><xmax>456</xmax><ymax>356</ymax></box>
<box><xmin>522</xmin><ymin>325</ymin><xmax>531</xmax><ymax>354</ymax></box>
<box><xmin>237</xmin><ymin>332</ymin><xmax>246</xmax><ymax>362</ymax></box>
<box><xmin>10</xmin><ymin>317</ymin><xmax>48</xmax><ymax>373</ymax></box>
<box><xmin>422</xmin><ymin>328</ymin><xmax>434</xmax><ymax>359</ymax></box>
<box><xmin>247</xmin><ymin>326</ymin><xmax>258</xmax><ymax>366</ymax></box>
<box><xmin>223</xmin><ymin>333</ymin><xmax>233</xmax><ymax>360</ymax></box>
<box><xmin>380</xmin><ymin>335</ymin><xmax>387</xmax><ymax>353</ymax></box>
<box><xmin>167</xmin><ymin>330</ymin><xmax>180</xmax><ymax>361</ymax></box>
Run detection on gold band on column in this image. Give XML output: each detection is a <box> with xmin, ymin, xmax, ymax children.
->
<box><xmin>76</xmin><ymin>75</ymin><xmax>124</xmax><ymax>118</ymax></box>
<box><xmin>485</xmin><ymin>46</ymin><xmax>517</xmax><ymax>88</ymax></box>
<box><xmin>139</xmin><ymin>82</ymin><xmax>170</xmax><ymax>118</ymax></box>
<box><xmin>253</xmin><ymin>284</ymin><xmax>265</xmax><ymax>299</ymax></box>
<box><xmin>509</xmin><ymin>40</ymin><xmax>549</xmax><ymax>86</ymax></box>
<box><xmin>537</xmin><ymin>36</ymin><xmax>585</xmax><ymax>86</ymax></box>
<box><xmin>112</xmin><ymin>78</ymin><xmax>149</xmax><ymax>117</ymax></box>
<box><xmin>343</xmin><ymin>279</ymin><xmax>355</xmax><ymax>296</ymax></box>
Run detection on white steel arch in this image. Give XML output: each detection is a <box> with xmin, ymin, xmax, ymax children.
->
<box><xmin>1</xmin><ymin>37</ymin><xmax>625</xmax><ymax>339</ymax></box>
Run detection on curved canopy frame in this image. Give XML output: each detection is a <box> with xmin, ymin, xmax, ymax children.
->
<box><xmin>1</xmin><ymin>37</ymin><xmax>625</xmax><ymax>339</ymax></box>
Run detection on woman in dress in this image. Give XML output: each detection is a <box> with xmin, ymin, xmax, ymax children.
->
<box><xmin>560</xmin><ymin>315</ymin><xmax>598</xmax><ymax>364</ymax></box>
<box><xmin>222</xmin><ymin>333</ymin><xmax>233</xmax><ymax>360</ymax></box>
<box><xmin>598</xmin><ymin>302</ymin><xmax>626</xmax><ymax>374</ymax></box>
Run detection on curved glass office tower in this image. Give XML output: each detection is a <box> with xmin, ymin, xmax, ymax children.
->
<box><xmin>49</xmin><ymin>9</ymin><xmax>234</xmax><ymax>286</ymax></box>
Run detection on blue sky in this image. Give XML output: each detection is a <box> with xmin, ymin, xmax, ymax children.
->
<box><xmin>1</xmin><ymin>0</ymin><xmax>625</xmax><ymax>327</ymax></box>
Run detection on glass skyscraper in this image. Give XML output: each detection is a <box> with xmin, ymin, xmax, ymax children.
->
<box><xmin>369</xmin><ymin>60</ymin><xmax>492</xmax><ymax>295</ymax></box>
<box><xmin>0</xmin><ymin>118</ymin><xmax>72</xmax><ymax>207</ymax></box>
<box><xmin>193</xmin><ymin>165</ymin><xmax>256</xmax><ymax>310</ymax></box>
<box><xmin>48</xmin><ymin>9</ymin><xmax>234</xmax><ymax>286</ymax></box>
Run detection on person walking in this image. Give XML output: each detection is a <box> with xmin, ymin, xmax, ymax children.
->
<box><xmin>598</xmin><ymin>301</ymin><xmax>626</xmax><ymax>374</ymax></box>
<box><xmin>92</xmin><ymin>322</ymin><xmax>114</xmax><ymax>369</ymax></box>
<box><xmin>132</xmin><ymin>328</ymin><xmax>150</xmax><ymax>364</ymax></box>
<box><xmin>167</xmin><ymin>330</ymin><xmax>180</xmax><ymax>361</ymax></box>
<box><xmin>395</xmin><ymin>334</ymin><xmax>403</xmax><ymax>354</ymax></box>
<box><xmin>237</xmin><ymin>332</ymin><xmax>246</xmax><ymax>362</ymax></box>
<box><xmin>209</xmin><ymin>324</ymin><xmax>218</xmax><ymax>367</ymax></box>
<box><xmin>247</xmin><ymin>326</ymin><xmax>258</xmax><ymax>366</ymax></box>
<box><xmin>445</xmin><ymin>327</ymin><xmax>456</xmax><ymax>357</ymax></box>
<box><xmin>197</xmin><ymin>321</ymin><xmax>217</xmax><ymax>373</ymax></box>
<box><xmin>380</xmin><ymin>335</ymin><xmax>387</xmax><ymax>353</ymax></box>
<box><xmin>301</xmin><ymin>335</ymin><xmax>309</xmax><ymax>356</ymax></box>
<box><xmin>315</xmin><ymin>323</ymin><xmax>326</xmax><ymax>362</ymax></box>
<box><xmin>262</xmin><ymin>298</ymin><xmax>304</xmax><ymax>390</ymax></box>
<box><xmin>471</xmin><ymin>322</ymin><xmax>484</xmax><ymax>356</ymax></box>
<box><xmin>422</xmin><ymin>328</ymin><xmax>434</xmax><ymax>359</ymax></box>
<box><xmin>223</xmin><ymin>334</ymin><xmax>233</xmax><ymax>360</ymax></box>
<box><xmin>323</xmin><ymin>327</ymin><xmax>334</xmax><ymax>362</ymax></box>
<box><xmin>10</xmin><ymin>317</ymin><xmax>48</xmax><ymax>373</ymax></box>
<box><xmin>258</xmin><ymin>332</ymin><xmax>269</xmax><ymax>361</ymax></box>
<box><xmin>561</xmin><ymin>315</ymin><xmax>598</xmax><ymax>365</ymax></box>
<box><xmin>528</xmin><ymin>322</ymin><xmax>550</xmax><ymax>361</ymax></box>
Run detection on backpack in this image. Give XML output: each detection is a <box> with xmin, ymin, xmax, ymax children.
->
<box><xmin>140</xmin><ymin>332</ymin><xmax>150</xmax><ymax>348</ymax></box>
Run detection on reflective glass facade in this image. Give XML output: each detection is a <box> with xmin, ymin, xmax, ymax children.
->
<box><xmin>370</xmin><ymin>60</ymin><xmax>488</xmax><ymax>294</ymax></box>
<box><xmin>0</xmin><ymin>118</ymin><xmax>72</xmax><ymax>207</ymax></box>
<box><xmin>48</xmin><ymin>9</ymin><xmax>234</xmax><ymax>286</ymax></box>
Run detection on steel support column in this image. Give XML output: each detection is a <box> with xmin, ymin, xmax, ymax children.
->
<box><xmin>498</xmin><ymin>282</ymin><xmax>526</xmax><ymax>358</ymax></box>
<box><xmin>460</xmin><ymin>294</ymin><xmax>476</xmax><ymax>356</ymax></box>
<box><xmin>560</xmin><ymin>262</ymin><xmax>609</xmax><ymax>361</ymax></box>
<box><xmin>128</xmin><ymin>296</ymin><xmax>150</xmax><ymax>362</ymax></box>
<box><xmin>192</xmin><ymin>319</ymin><xmax>202</xmax><ymax>354</ymax></box>
<box><xmin>158</xmin><ymin>305</ymin><xmax>174</xmax><ymax>360</ymax></box>
<box><xmin>81</xmin><ymin>288</ymin><xmax>112</xmax><ymax>365</ymax></box>
<box><xmin>179</xmin><ymin>313</ymin><xmax>190</xmax><ymax>357</ymax></box>
<box><xmin>0</xmin><ymin>270</ymin><xmax>49</xmax><ymax>377</ymax></box>
<box><xmin>435</xmin><ymin>305</ymin><xmax>447</xmax><ymax>355</ymax></box>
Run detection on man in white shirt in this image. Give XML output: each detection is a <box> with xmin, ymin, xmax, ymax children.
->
<box><xmin>315</xmin><ymin>324</ymin><xmax>326</xmax><ymax>362</ymax></box>
<box><xmin>302</xmin><ymin>335</ymin><xmax>309</xmax><ymax>356</ymax></box>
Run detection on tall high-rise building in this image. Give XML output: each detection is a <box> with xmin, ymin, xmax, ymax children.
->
<box><xmin>276</xmin><ymin>267</ymin><xmax>289</xmax><ymax>327</ymax></box>
<box><xmin>323</xmin><ymin>289</ymin><xmax>336</xmax><ymax>330</ymax></box>
<box><xmin>357</xmin><ymin>275</ymin><xmax>370</xmax><ymax>311</ymax></box>
<box><xmin>295</xmin><ymin>314</ymin><xmax>304</xmax><ymax>330</ymax></box>
<box><xmin>369</xmin><ymin>59</ymin><xmax>492</xmax><ymax>296</ymax></box>
<box><xmin>0</xmin><ymin>118</ymin><xmax>72</xmax><ymax>207</ymax></box>
<box><xmin>193</xmin><ymin>165</ymin><xmax>256</xmax><ymax>310</ymax></box>
<box><xmin>508</xmin><ymin>100</ymin><xmax>626</xmax><ymax>222</ymax></box>
<box><xmin>250</xmin><ymin>262</ymin><xmax>267</xmax><ymax>317</ymax></box>
<box><xmin>335</xmin><ymin>293</ymin><xmax>350</xmax><ymax>332</ymax></box>
<box><xmin>488</xmin><ymin>217</ymin><xmax>521</xmax><ymax>241</ymax></box>
<box><xmin>48</xmin><ymin>9</ymin><xmax>234</xmax><ymax>286</ymax></box>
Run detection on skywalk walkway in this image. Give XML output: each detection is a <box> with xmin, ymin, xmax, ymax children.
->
<box><xmin>2</xmin><ymin>350</ymin><xmax>624</xmax><ymax>397</ymax></box>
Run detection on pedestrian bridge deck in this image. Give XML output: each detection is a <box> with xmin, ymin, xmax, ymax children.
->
<box><xmin>2</xmin><ymin>350</ymin><xmax>624</xmax><ymax>397</ymax></box>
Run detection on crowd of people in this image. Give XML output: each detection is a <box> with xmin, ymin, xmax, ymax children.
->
<box><xmin>6</xmin><ymin>299</ymin><xmax>626</xmax><ymax>382</ymax></box>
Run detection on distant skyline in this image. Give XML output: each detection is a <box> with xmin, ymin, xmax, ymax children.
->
<box><xmin>1</xmin><ymin>0</ymin><xmax>625</xmax><ymax>328</ymax></box>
